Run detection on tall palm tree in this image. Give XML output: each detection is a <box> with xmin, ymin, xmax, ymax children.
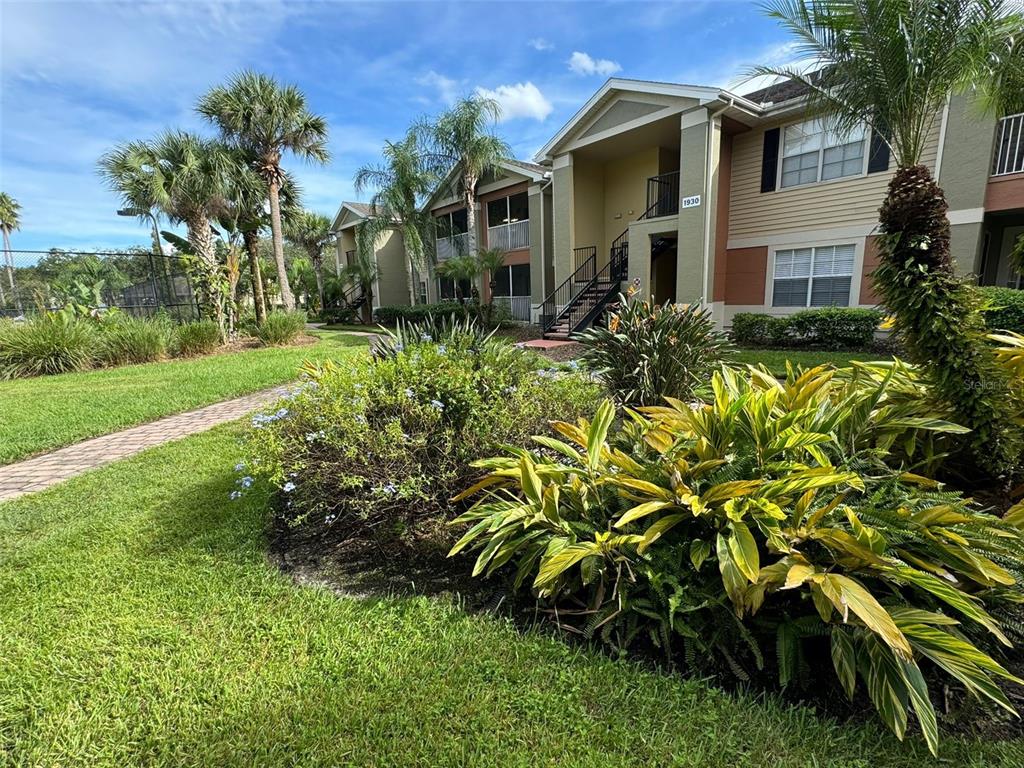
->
<box><xmin>340</xmin><ymin>229</ymin><xmax>380</xmax><ymax>324</ymax></box>
<box><xmin>753</xmin><ymin>0</ymin><xmax>1024</xmax><ymax>476</ymax></box>
<box><xmin>417</xmin><ymin>96</ymin><xmax>510</xmax><ymax>258</ymax></box>
<box><xmin>285</xmin><ymin>210</ymin><xmax>333</xmax><ymax>311</ymax></box>
<box><xmin>197</xmin><ymin>70</ymin><xmax>329</xmax><ymax>312</ymax></box>
<box><xmin>0</xmin><ymin>192</ymin><xmax>21</xmax><ymax>309</ymax></box>
<box><xmin>355</xmin><ymin>131</ymin><xmax>439</xmax><ymax>306</ymax></box>
<box><xmin>99</xmin><ymin>131</ymin><xmax>230</xmax><ymax>334</ymax></box>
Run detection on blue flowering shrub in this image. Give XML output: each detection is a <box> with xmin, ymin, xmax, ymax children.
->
<box><xmin>243</xmin><ymin>330</ymin><xmax>602</xmax><ymax>547</ymax></box>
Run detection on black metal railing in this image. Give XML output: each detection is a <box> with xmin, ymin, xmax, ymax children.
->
<box><xmin>541</xmin><ymin>229</ymin><xmax>630</xmax><ymax>335</ymax></box>
<box><xmin>641</xmin><ymin>171</ymin><xmax>680</xmax><ymax>219</ymax></box>
<box><xmin>540</xmin><ymin>251</ymin><xmax>597</xmax><ymax>332</ymax></box>
<box><xmin>573</xmin><ymin>246</ymin><xmax>597</xmax><ymax>274</ymax></box>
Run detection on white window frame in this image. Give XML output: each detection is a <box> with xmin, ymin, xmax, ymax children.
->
<box><xmin>765</xmin><ymin>239</ymin><xmax>864</xmax><ymax>309</ymax></box>
<box><xmin>777</xmin><ymin>118</ymin><xmax>870</xmax><ymax>190</ymax></box>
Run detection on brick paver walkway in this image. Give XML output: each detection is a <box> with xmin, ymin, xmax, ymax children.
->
<box><xmin>0</xmin><ymin>386</ymin><xmax>290</xmax><ymax>502</ymax></box>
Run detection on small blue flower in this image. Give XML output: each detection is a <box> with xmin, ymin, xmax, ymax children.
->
<box><xmin>282</xmin><ymin>481</ymin><xmax>296</xmax><ymax>493</ymax></box>
<box><xmin>567</xmin><ymin>360</ymin><xmax>580</xmax><ymax>370</ymax></box>
<box><xmin>380</xmin><ymin>482</ymin><xmax>397</xmax><ymax>495</ymax></box>
<box><xmin>275</xmin><ymin>407</ymin><xmax>289</xmax><ymax>419</ymax></box>
<box><xmin>437</xmin><ymin>344</ymin><xmax>447</xmax><ymax>355</ymax></box>
<box><xmin>394</xmin><ymin>342</ymin><xmax>405</xmax><ymax>352</ymax></box>
<box><xmin>420</xmin><ymin>333</ymin><xmax>432</xmax><ymax>342</ymax></box>
<box><xmin>304</xmin><ymin>430</ymin><xmax>325</xmax><ymax>443</ymax></box>
<box><xmin>404</xmin><ymin>388</ymin><xmax>414</xmax><ymax>398</ymax></box>
<box><xmin>238</xmin><ymin>476</ymin><xmax>254</xmax><ymax>489</ymax></box>
<box><xmin>229</xmin><ymin>490</ymin><xmax>242</xmax><ymax>500</ymax></box>
<box><xmin>430</xmin><ymin>399</ymin><xmax>445</xmax><ymax>411</ymax></box>
<box><xmin>234</xmin><ymin>462</ymin><xmax>246</xmax><ymax>472</ymax></box>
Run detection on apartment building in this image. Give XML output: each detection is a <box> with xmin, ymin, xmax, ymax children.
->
<box><xmin>336</xmin><ymin>77</ymin><xmax>1024</xmax><ymax>336</ymax></box>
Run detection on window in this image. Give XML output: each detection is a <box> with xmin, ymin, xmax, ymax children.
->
<box><xmin>487</xmin><ymin>192</ymin><xmax>529</xmax><ymax>227</ymax></box>
<box><xmin>435</xmin><ymin>208</ymin><xmax>468</xmax><ymax>237</ymax></box>
<box><xmin>438</xmin><ymin>276</ymin><xmax>472</xmax><ymax>300</ymax></box>
<box><xmin>780</xmin><ymin>119</ymin><xmax>866</xmax><ymax>188</ymax></box>
<box><xmin>772</xmin><ymin>244</ymin><xmax>855</xmax><ymax>307</ymax></box>
<box><xmin>492</xmin><ymin>264</ymin><xmax>531</xmax><ymax>297</ymax></box>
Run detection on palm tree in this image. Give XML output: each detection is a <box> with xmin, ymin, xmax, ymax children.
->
<box><xmin>340</xmin><ymin>228</ymin><xmax>380</xmax><ymax>324</ymax></box>
<box><xmin>475</xmin><ymin>246</ymin><xmax>508</xmax><ymax>324</ymax></box>
<box><xmin>752</xmin><ymin>0</ymin><xmax>1024</xmax><ymax>476</ymax></box>
<box><xmin>436</xmin><ymin>253</ymin><xmax>480</xmax><ymax>304</ymax></box>
<box><xmin>99</xmin><ymin>131</ymin><xmax>230</xmax><ymax>335</ymax></box>
<box><xmin>0</xmin><ymin>192</ymin><xmax>21</xmax><ymax>310</ymax></box>
<box><xmin>197</xmin><ymin>70</ymin><xmax>329</xmax><ymax>312</ymax></box>
<box><xmin>285</xmin><ymin>210</ymin><xmax>333</xmax><ymax>311</ymax></box>
<box><xmin>355</xmin><ymin>131</ymin><xmax>439</xmax><ymax>306</ymax></box>
<box><xmin>417</xmin><ymin>96</ymin><xmax>510</xmax><ymax>258</ymax></box>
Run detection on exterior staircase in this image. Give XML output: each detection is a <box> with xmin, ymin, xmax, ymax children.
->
<box><xmin>540</xmin><ymin>229</ymin><xmax>629</xmax><ymax>340</ymax></box>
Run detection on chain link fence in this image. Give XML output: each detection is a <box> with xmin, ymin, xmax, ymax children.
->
<box><xmin>0</xmin><ymin>249</ymin><xmax>199</xmax><ymax>321</ymax></box>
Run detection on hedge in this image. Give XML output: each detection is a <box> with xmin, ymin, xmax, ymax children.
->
<box><xmin>730</xmin><ymin>307</ymin><xmax>884</xmax><ymax>350</ymax></box>
<box><xmin>373</xmin><ymin>301</ymin><xmax>470</xmax><ymax>325</ymax></box>
<box><xmin>979</xmin><ymin>286</ymin><xmax>1024</xmax><ymax>334</ymax></box>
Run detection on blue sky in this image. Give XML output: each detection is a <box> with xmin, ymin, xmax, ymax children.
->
<box><xmin>1</xmin><ymin>0</ymin><xmax>793</xmax><ymax>251</ymax></box>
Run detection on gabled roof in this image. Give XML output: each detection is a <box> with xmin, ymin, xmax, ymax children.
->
<box><xmin>331</xmin><ymin>201</ymin><xmax>381</xmax><ymax>232</ymax></box>
<box><xmin>535</xmin><ymin>78</ymin><xmax>764</xmax><ymax>160</ymax></box>
<box><xmin>424</xmin><ymin>158</ymin><xmax>550</xmax><ymax>212</ymax></box>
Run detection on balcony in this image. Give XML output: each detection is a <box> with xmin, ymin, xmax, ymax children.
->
<box><xmin>641</xmin><ymin>171</ymin><xmax>680</xmax><ymax>219</ymax></box>
<box><xmin>435</xmin><ymin>232</ymin><xmax>469</xmax><ymax>261</ymax></box>
<box><xmin>486</xmin><ymin>219</ymin><xmax>529</xmax><ymax>251</ymax></box>
<box><xmin>993</xmin><ymin>113</ymin><xmax>1024</xmax><ymax>176</ymax></box>
<box><xmin>492</xmin><ymin>295</ymin><xmax>531</xmax><ymax>321</ymax></box>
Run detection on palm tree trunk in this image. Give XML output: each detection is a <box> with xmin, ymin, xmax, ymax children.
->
<box><xmin>186</xmin><ymin>214</ymin><xmax>226</xmax><ymax>340</ymax></box>
<box><xmin>311</xmin><ymin>253</ymin><xmax>325</xmax><ymax>312</ymax></box>
<box><xmin>361</xmin><ymin>285</ymin><xmax>373</xmax><ymax>324</ymax></box>
<box><xmin>463</xmin><ymin>174</ymin><xmax>477</xmax><ymax>257</ymax></box>
<box><xmin>267</xmin><ymin>177</ymin><xmax>295</xmax><ymax>311</ymax></box>
<box><xmin>875</xmin><ymin>164</ymin><xmax>1018</xmax><ymax>477</ymax></box>
<box><xmin>0</xmin><ymin>231</ymin><xmax>8</xmax><ymax>307</ymax></box>
<box><xmin>243</xmin><ymin>229</ymin><xmax>267</xmax><ymax>324</ymax></box>
<box><xmin>2</xmin><ymin>230</ymin><xmax>17</xmax><ymax>312</ymax></box>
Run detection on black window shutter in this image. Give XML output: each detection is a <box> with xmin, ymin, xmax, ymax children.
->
<box><xmin>760</xmin><ymin>128</ymin><xmax>780</xmax><ymax>193</ymax></box>
<box><xmin>867</xmin><ymin>127</ymin><xmax>890</xmax><ymax>173</ymax></box>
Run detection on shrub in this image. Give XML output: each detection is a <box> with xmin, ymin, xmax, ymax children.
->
<box><xmin>255</xmin><ymin>310</ymin><xmax>307</xmax><ymax>346</ymax></box>
<box><xmin>172</xmin><ymin>320</ymin><xmax>221</xmax><ymax>357</ymax></box>
<box><xmin>0</xmin><ymin>314</ymin><xmax>99</xmax><ymax>379</ymax></box>
<box><xmin>245</xmin><ymin>326</ymin><xmax>602</xmax><ymax>549</ymax></box>
<box><xmin>451</xmin><ymin>364</ymin><xmax>1024</xmax><ymax>755</ymax></box>
<box><xmin>729</xmin><ymin>312</ymin><xmax>789</xmax><ymax>348</ymax></box>
<box><xmin>575</xmin><ymin>295</ymin><xmax>731</xmax><ymax>406</ymax></box>
<box><xmin>730</xmin><ymin>308</ymin><xmax>883</xmax><ymax>350</ymax></box>
<box><xmin>97</xmin><ymin>315</ymin><xmax>171</xmax><ymax>366</ymax></box>
<box><xmin>373</xmin><ymin>301</ymin><xmax>469</xmax><ymax>326</ymax></box>
<box><xmin>980</xmin><ymin>286</ymin><xmax>1024</xmax><ymax>334</ymax></box>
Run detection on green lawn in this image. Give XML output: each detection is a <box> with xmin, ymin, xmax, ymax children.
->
<box><xmin>0</xmin><ymin>426</ymin><xmax>1020</xmax><ymax>767</ymax></box>
<box><xmin>0</xmin><ymin>331</ymin><xmax>366</xmax><ymax>465</ymax></box>
<box><xmin>731</xmin><ymin>348</ymin><xmax>882</xmax><ymax>376</ymax></box>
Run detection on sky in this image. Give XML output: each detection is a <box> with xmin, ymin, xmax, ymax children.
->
<box><xmin>0</xmin><ymin>0</ymin><xmax>795</xmax><ymax>252</ymax></box>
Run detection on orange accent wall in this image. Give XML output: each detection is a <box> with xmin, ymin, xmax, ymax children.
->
<box><xmin>713</xmin><ymin>134</ymin><xmax>733</xmax><ymax>303</ymax></box>
<box><xmin>860</xmin><ymin>236</ymin><xmax>882</xmax><ymax>305</ymax></box>
<box><xmin>985</xmin><ymin>172</ymin><xmax>1024</xmax><ymax>212</ymax></box>
<box><xmin>724</xmin><ymin>246</ymin><xmax>768</xmax><ymax>305</ymax></box>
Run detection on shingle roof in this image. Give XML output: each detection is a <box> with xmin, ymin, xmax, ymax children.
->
<box><xmin>341</xmin><ymin>201</ymin><xmax>375</xmax><ymax>217</ymax></box>
<box><xmin>504</xmin><ymin>158</ymin><xmax>549</xmax><ymax>174</ymax></box>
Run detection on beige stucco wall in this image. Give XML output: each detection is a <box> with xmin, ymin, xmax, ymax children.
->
<box><xmin>552</xmin><ymin>162</ymin><xmax>573</xmax><ymax>286</ymax></box>
<box><xmin>939</xmin><ymin>94</ymin><xmax>996</xmax><ymax>214</ymax></box>
<box><xmin>727</xmin><ymin>113</ymin><xmax>941</xmax><ymax>242</ymax></box>
<box><xmin>677</xmin><ymin>114</ymin><xmax>712</xmax><ymax>302</ymax></box>
<box><xmin>374</xmin><ymin>230</ymin><xmax>411</xmax><ymax>307</ymax></box>
<box><xmin>572</xmin><ymin>157</ymin><xmax>604</xmax><ymax>261</ymax></box>
<box><xmin>601</xmin><ymin>147</ymin><xmax>660</xmax><ymax>257</ymax></box>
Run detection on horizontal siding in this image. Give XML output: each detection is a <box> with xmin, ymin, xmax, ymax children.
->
<box><xmin>728</xmin><ymin>116</ymin><xmax>941</xmax><ymax>241</ymax></box>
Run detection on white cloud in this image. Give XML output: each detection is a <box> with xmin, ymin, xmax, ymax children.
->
<box><xmin>528</xmin><ymin>37</ymin><xmax>554</xmax><ymax>51</ymax></box>
<box><xmin>567</xmin><ymin>51</ymin><xmax>621</xmax><ymax>77</ymax></box>
<box><xmin>475</xmin><ymin>82</ymin><xmax>553</xmax><ymax>122</ymax></box>
<box><xmin>416</xmin><ymin>70</ymin><xmax>462</xmax><ymax>105</ymax></box>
